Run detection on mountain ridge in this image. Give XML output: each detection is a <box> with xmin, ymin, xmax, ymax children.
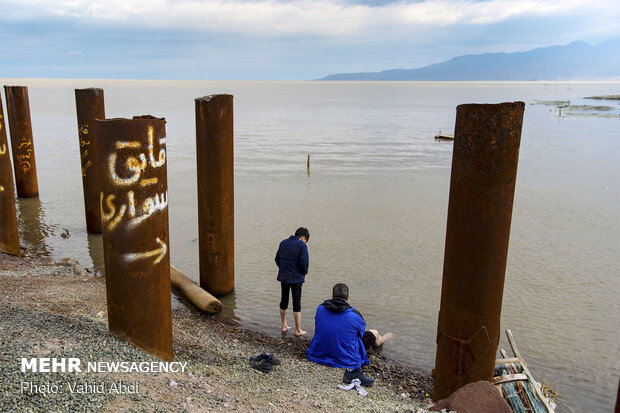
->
<box><xmin>319</xmin><ymin>40</ymin><xmax>620</xmax><ymax>81</ymax></box>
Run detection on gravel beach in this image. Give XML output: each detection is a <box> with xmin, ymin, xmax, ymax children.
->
<box><xmin>0</xmin><ymin>248</ymin><xmax>435</xmax><ymax>412</ymax></box>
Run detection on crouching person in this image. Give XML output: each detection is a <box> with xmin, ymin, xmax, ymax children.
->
<box><xmin>306</xmin><ymin>283</ymin><xmax>392</xmax><ymax>386</ymax></box>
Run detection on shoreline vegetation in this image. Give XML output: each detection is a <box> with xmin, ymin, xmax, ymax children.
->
<box><xmin>0</xmin><ymin>242</ymin><xmax>435</xmax><ymax>412</ymax></box>
<box><xmin>531</xmin><ymin>96</ymin><xmax>620</xmax><ymax>118</ymax></box>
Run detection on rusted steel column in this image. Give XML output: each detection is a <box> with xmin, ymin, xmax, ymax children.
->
<box><xmin>433</xmin><ymin>102</ymin><xmax>525</xmax><ymax>401</ymax></box>
<box><xmin>0</xmin><ymin>98</ymin><xmax>21</xmax><ymax>256</ymax></box>
<box><xmin>3</xmin><ymin>86</ymin><xmax>39</xmax><ymax>197</ymax></box>
<box><xmin>75</xmin><ymin>88</ymin><xmax>105</xmax><ymax>233</ymax></box>
<box><xmin>195</xmin><ymin>95</ymin><xmax>234</xmax><ymax>297</ymax></box>
<box><xmin>95</xmin><ymin>116</ymin><xmax>173</xmax><ymax>361</ymax></box>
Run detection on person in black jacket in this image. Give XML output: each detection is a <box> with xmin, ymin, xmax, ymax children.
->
<box><xmin>275</xmin><ymin>227</ymin><xmax>309</xmax><ymax>336</ymax></box>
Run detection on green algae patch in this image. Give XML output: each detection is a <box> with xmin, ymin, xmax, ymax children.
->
<box><xmin>584</xmin><ymin>95</ymin><xmax>620</xmax><ymax>101</ymax></box>
<box><xmin>532</xmin><ymin>100</ymin><xmax>570</xmax><ymax>107</ymax></box>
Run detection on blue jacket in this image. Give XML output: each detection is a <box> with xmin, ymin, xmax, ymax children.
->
<box><xmin>275</xmin><ymin>236</ymin><xmax>309</xmax><ymax>284</ymax></box>
<box><xmin>306</xmin><ymin>299</ymin><xmax>369</xmax><ymax>369</ymax></box>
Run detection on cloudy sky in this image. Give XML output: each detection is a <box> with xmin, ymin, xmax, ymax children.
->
<box><xmin>1</xmin><ymin>0</ymin><xmax>618</xmax><ymax>80</ymax></box>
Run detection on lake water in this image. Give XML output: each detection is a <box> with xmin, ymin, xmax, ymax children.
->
<box><xmin>2</xmin><ymin>79</ymin><xmax>619</xmax><ymax>412</ymax></box>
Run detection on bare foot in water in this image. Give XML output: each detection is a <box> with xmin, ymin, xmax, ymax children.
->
<box><xmin>281</xmin><ymin>324</ymin><xmax>291</xmax><ymax>334</ymax></box>
<box><xmin>382</xmin><ymin>332</ymin><xmax>394</xmax><ymax>342</ymax></box>
<box><xmin>294</xmin><ymin>329</ymin><xmax>307</xmax><ymax>337</ymax></box>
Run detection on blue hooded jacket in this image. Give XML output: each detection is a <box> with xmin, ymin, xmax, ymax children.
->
<box><xmin>306</xmin><ymin>299</ymin><xmax>369</xmax><ymax>369</ymax></box>
<box><xmin>275</xmin><ymin>236</ymin><xmax>309</xmax><ymax>284</ymax></box>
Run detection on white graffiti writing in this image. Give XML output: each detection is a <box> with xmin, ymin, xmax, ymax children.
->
<box><xmin>101</xmin><ymin>128</ymin><xmax>168</xmax><ymax>266</ymax></box>
<box><xmin>101</xmin><ymin>193</ymin><xmax>126</xmax><ymax>231</ymax></box>
<box><xmin>127</xmin><ymin>190</ymin><xmax>168</xmax><ymax>227</ymax></box>
<box><xmin>124</xmin><ymin>237</ymin><xmax>167</xmax><ymax>265</ymax></box>
<box><xmin>108</xmin><ymin>152</ymin><xmax>147</xmax><ymax>186</ymax></box>
<box><xmin>101</xmin><ymin>190</ymin><xmax>168</xmax><ymax>230</ymax></box>
<box><xmin>108</xmin><ymin>133</ymin><xmax>166</xmax><ymax>187</ymax></box>
<box><xmin>148</xmin><ymin>127</ymin><xmax>166</xmax><ymax>168</ymax></box>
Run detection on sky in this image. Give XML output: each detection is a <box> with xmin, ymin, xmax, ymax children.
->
<box><xmin>1</xmin><ymin>0</ymin><xmax>619</xmax><ymax>80</ymax></box>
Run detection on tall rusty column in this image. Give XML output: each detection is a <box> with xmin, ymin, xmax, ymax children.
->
<box><xmin>3</xmin><ymin>86</ymin><xmax>39</xmax><ymax>197</ymax></box>
<box><xmin>195</xmin><ymin>95</ymin><xmax>234</xmax><ymax>297</ymax></box>
<box><xmin>0</xmin><ymin>98</ymin><xmax>21</xmax><ymax>256</ymax></box>
<box><xmin>433</xmin><ymin>102</ymin><xmax>525</xmax><ymax>400</ymax></box>
<box><xmin>75</xmin><ymin>88</ymin><xmax>105</xmax><ymax>233</ymax></box>
<box><xmin>95</xmin><ymin>116</ymin><xmax>173</xmax><ymax>361</ymax></box>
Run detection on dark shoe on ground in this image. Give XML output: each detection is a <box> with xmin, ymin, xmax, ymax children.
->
<box><xmin>266</xmin><ymin>354</ymin><xmax>280</xmax><ymax>365</ymax></box>
<box><xmin>343</xmin><ymin>368</ymin><xmax>375</xmax><ymax>386</ymax></box>
<box><xmin>250</xmin><ymin>358</ymin><xmax>272</xmax><ymax>373</ymax></box>
<box><xmin>250</xmin><ymin>353</ymin><xmax>280</xmax><ymax>365</ymax></box>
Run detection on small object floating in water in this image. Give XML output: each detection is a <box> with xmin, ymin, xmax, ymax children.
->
<box><xmin>434</xmin><ymin>131</ymin><xmax>454</xmax><ymax>141</ymax></box>
<box><xmin>494</xmin><ymin>329</ymin><xmax>557</xmax><ymax>412</ymax></box>
<box><xmin>61</xmin><ymin>228</ymin><xmax>70</xmax><ymax>239</ymax></box>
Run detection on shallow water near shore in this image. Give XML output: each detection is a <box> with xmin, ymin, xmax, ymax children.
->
<box><xmin>2</xmin><ymin>79</ymin><xmax>619</xmax><ymax>413</ymax></box>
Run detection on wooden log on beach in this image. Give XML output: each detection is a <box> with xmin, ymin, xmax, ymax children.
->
<box><xmin>170</xmin><ymin>265</ymin><xmax>222</xmax><ymax>314</ymax></box>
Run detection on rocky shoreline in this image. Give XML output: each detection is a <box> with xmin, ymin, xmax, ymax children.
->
<box><xmin>0</xmin><ymin>248</ymin><xmax>436</xmax><ymax>412</ymax></box>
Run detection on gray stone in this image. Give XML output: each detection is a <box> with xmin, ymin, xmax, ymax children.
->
<box><xmin>429</xmin><ymin>380</ymin><xmax>512</xmax><ymax>413</ymax></box>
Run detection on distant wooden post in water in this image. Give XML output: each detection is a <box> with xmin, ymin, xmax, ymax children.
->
<box><xmin>3</xmin><ymin>86</ymin><xmax>39</xmax><ymax>197</ymax></box>
<box><xmin>0</xmin><ymin>98</ymin><xmax>21</xmax><ymax>256</ymax></box>
<box><xmin>75</xmin><ymin>88</ymin><xmax>105</xmax><ymax>233</ymax></box>
<box><xmin>433</xmin><ymin>102</ymin><xmax>525</xmax><ymax>401</ymax></box>
<box><xmin>95</xmin><ymin>116</ymin><xmax>173</xmax><ymax>361</ymax></box>
<box><xmin>195</xmin><ymin>95</ymin><xmax>234</xmax><ymax>297</ymax></box>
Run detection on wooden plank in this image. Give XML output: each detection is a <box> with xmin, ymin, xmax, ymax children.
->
<box><xmin>493</xmin><ymin>373</ymin><xmax>528</xmax><ymax>384</ymax></box>
<box><xmin>506</xmin><ymin>329</ymin><xmax>523</xmax><ymax>359</ymax></box>
<box><xmin>504</xmin><ymin>330</ymin><xmax>555</xmax><ymax>412</ymax></box>
<box><xmin>495</xmin><ymin>357</ymin><xmax>521</xmax><ymax>364</ymax></box>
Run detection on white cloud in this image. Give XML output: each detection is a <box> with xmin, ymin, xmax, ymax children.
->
<box><xmin>2</xmin><ymin>0</ymin><xmax>618</xmax><ymax>37</ymax></box>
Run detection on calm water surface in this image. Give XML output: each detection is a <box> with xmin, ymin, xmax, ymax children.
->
<box><xmin>2</xmin><ymin>79</ymin><xmax>619</xmax><ymax>413</ymax></box>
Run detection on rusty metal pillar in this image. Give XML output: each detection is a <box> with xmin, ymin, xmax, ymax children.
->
<box><xmin>3</xmin><ymin>86</ymin><xmax>39</xmax><ymax>198</ymax></box>
<box><xmin>433</xmin><ymin>102</ymin><xmax>525</xmax><ymax>401</ymax></box>
<box><xmin>0</xmin><ymin>98</ymin><xmax>21</xmax><ymax>256</ymax></box>
<box><xmin>75</xmin><ymin>88</ymin><xmax>105</xmax><ymax>233</ymax></box>
<box><xmin>95</xmin><ymin>116</ymin><xmax>173</xmax><ymax>361</ymax></box>
<box><xmin>195</xmin><ymin>95</ymin><xmax>234</xmax><ymax>297</ymax></box>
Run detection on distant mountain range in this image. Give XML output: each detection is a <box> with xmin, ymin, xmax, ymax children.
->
<box><xmin>319</xmin><ymin>40</ymin><xmax>620</xmax><ymax>81</ymax></box>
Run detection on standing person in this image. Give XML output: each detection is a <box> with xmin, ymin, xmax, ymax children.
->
<box><xmin>275</xmin><ymin>227</ymin><xmax>309</xmax><ymax>337</ymax></box>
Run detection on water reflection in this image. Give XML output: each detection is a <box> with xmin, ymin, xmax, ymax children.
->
<box><xmin>216</xmin><ymin>292</ymin><xmax>239</xmax><ymax>323</ymax></box>
<box><xmin>86</xmin><ymin>233</ymin><xmax>105</xmax><ymax>272</ymax></box>
<box><xmin>15</xmin><ymin>197</ymin><xmax>52</xmax><ymax>255</ymax></box>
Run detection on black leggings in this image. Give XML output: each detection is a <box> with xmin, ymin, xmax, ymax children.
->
<box><xmin>280</xmin><ymin>283</ymin><xmax>302</xmax><ymax>312</ymax></box>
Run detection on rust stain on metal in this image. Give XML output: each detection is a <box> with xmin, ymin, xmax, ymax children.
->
<box><xmin>195</xmin><ymin>95</ymin><xmax>234</xmax><ymax>297</ymax></box>
<box><xmin>75</xmin><ymin>88</ymin><xmax>105</xmax><ymax>233</ymax></box>
<box><xmin>433</xmin><ymin>101</ymin><xmax>525</xmax><ymax>401</ymax></box>
<box><xmin>95</xmin><ymin>116</ymin><xmax>173</xmax><ymax>361</ymax></box>
<box><xmin>3</xmin><ymin>86</ymin><xmax>39</xmax><ymax>197</ymax></box>
<box><xmin>0</xmin><ymin>98</ymin><xmax>21</xmax><ymax>256</ymax></box>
